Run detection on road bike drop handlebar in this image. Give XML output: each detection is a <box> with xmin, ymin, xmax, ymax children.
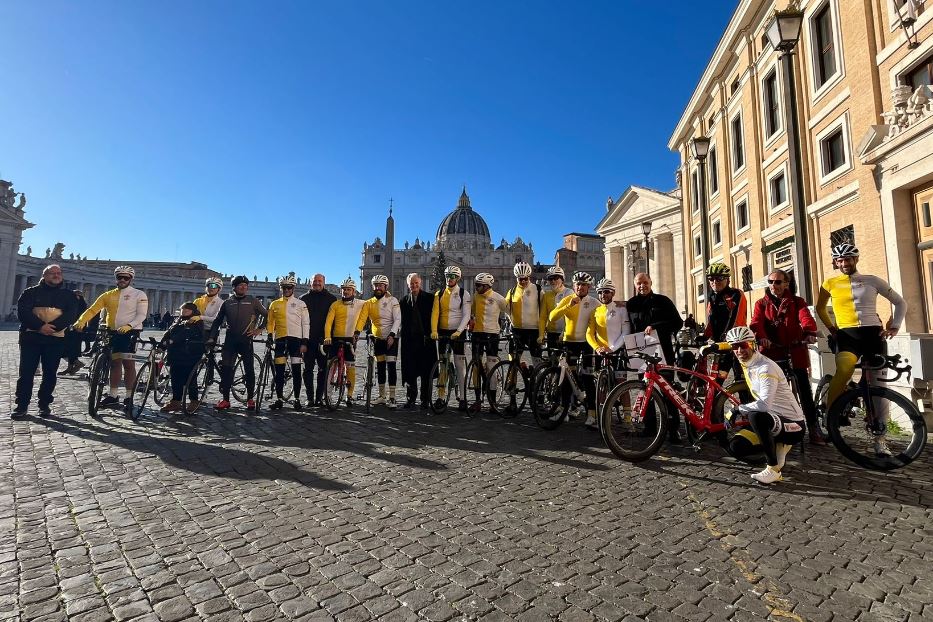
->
<box><xmin>861</xmin><ymin>353</ymin><xmax>911</xmax><ymax>383</ymax></box>
<box><xmin>319</xmin><ymin>341</ymin><xmax>357</xmax><ymax>357</ymax></box>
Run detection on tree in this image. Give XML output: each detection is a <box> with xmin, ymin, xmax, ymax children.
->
<box><xmin>432</xmin><ymin>251</ymin><xmax>448</xmax><ymax>291</ymax></box>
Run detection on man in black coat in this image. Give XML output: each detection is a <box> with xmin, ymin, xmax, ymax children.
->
<box><xmin>400</xmin><ymin>273</ymin><xmax>437</xmax><ymax>409</ymax></box>
<box><xmin>300</xmin><ymin>273</ymin><xmax>337</xmax><ymax>407</ymax></box>
<box><xmin>625</xmin><ymin>273</ymin><xmax>683</xmax><ymax>365</ymax></box>
<box><xmin>13</xmin><ymin>265</ymin><xmax>81</xmax><ymax>418</ymax></box>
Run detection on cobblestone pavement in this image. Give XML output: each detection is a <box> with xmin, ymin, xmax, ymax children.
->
<box><xmin>2</xmin><ymin>333</ymin><xmax>933</xmax><ymax>622</ymax></box>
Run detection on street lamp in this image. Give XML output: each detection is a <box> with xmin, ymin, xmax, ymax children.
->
<box><xmin>690</xmin><ymin>136</ymin><xmax>711</xmax><ymax>305</ymax></box>
<box><xmin>628</xmin><ymin>240</ymin><xmax>641</xmax><ymax>295</ymax></box>
<box><xmin>765</xmin><ymin>2</ymin><xmax>812</xmax><ymax>302</ymax></box>
<box><xmin>641</xmin><ymin>221</ymin><xmax>653</xmax><ymax>277</ymax></box>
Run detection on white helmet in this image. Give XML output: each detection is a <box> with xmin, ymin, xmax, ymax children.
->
<box><xmin>474</xmin><ymin>273</ymin><xmax>495</xmax><ymax>287</ymax></box>
<box><xmin>444</xmin><ymin>265</ymin><xmax>462</xmax><ymax>279</ymax></box>
<box><xmin>340</xmin><ymin>276</ymin><xmax>357</xmax><ymax>290</ymax></box>
<box><xmin>371</xmin><ymin>274</ymin><xmax>389</xmax><ymax>286</ymax></box>
<box><xmin>114</xmin><ymin>266</ymin><xmax>135</xmax><ymax>277</ymax></box>
<box><xmin>513</xmin><ymin>261</ymin><xmax>533</xmax><ymax>278</ymax></box>
<box><xmin>278</xmin><ymin>275</ymin><xmax>298</xmax><ymax>287</ymax></box>
<box><xmin>595</xmin><ymin>278</ymin><xmax>616</xmax><ymax>293</ymax></box>
<box><xmin>572</xmin><ymin>271</ymin><xmax>594</xmax><ymax>285</ymax></box>
<box><xmin>725</xmin><ymin>326</ymin><xmax>757</xmax><ymax>345</ymax></box>
<box><xmin>205</xmin><ymin>277</ymin><xmax>223</xmax><ymax>290</ymax></box>
<box><xmin>546</xmin><ymin>266</ymin><xmax>565</xmax><ymax>279</ymax></box>
<box><xmin>831</xmin><ymin>243</ymin><xmax>859</xmax><ymax>259</ymax></box>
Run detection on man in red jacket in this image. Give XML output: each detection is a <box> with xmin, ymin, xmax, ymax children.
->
<box><xmin>750</xmin><ymin>269</ymin><xmax>825</xmax><ymax>444</ymax></box>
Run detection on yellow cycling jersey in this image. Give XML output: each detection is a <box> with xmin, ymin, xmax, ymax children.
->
<box><xmin>267</xmin><ymin>296</ymin><xmax>310</xmax><ymax>340</ymax></box>
<box><xmin>549</xmin><ymin>294</ymin><xmax>599</xmax><ymax>343</ymax></box>
<box><xmin>817</xmin><ymin>273</ymin><xmax>906</xmax><ymax>330</ymax></box>
<box><xmin>586</xmin><ymin>303</ymin><xmax>631</xmax><ymax>352</ymax></box>
<box><xmin>506</xmin><ymin>283</ymin><xmax>544</xmax><ymax>335</ymax></box>
<box><xmin>472</xmin><ymin>289</ymin><xmax>508</xmax><ymax>334</ymax></box>
<box><xmin>541</xmin><ymin>286</ymin><xmax>573</xmax><ymax>334</ymax></box>
<box><xmin>76</xmin><ymin>286</ymin><xmax>148</xmax><ymax>331</ymax></box>
<box><xmin>324</xmin><ymin>298</ymin><xmax>367</xmax><ymax>339</ymax></box>
<box><xmin>361</xmin><ymin>294</ymin><xmax>402</xmax><ymax>338</ymax></box>
<box><xmin>194</xmin><ymin>294</ymin><xmax>224</xmax><ymax>330</ymax></box>
<box><xmin>431</xmin><ymin>285</ymin><xmax>472</xmax><ymax>333</ymax></box>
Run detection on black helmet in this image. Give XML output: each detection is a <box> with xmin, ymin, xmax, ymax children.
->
<box><xmin>231</xmin><ymin>275</ymin><xmax>249</xmax><ymax>287</ymax></box>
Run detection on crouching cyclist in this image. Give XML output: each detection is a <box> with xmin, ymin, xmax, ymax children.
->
<box><xmin>714</xmin><ymin>326</ymin><xmax>805</xmax><ymax>485</ymax></box>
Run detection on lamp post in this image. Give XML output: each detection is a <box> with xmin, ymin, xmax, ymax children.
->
<box><xmin>690</xmin><ymin>136</ymin><xmax>711</xmax><ymax>305</ymax></box>
<box><xmin>765</xmin><ymin>3</ymin><xmax>811</xmax><ymax>302</ymax></box>
<box><xmin>628</xmin><ymin>240</ymin><xmax>640</xmax><ymax>295</ymax></box>
<box><xmin>641</xmin><ymin>221</ymin><xmax>653</xmax><ymax>277</ymax></box>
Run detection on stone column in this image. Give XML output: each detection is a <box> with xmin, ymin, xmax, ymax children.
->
<box><xmin>654</xmin><ymin>233</ymin><xmax>675</xmax><ymax>301</ymax></box>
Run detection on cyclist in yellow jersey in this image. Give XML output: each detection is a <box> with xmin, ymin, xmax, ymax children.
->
<box><xmin>470</xmin><ymin>273</ymin><xmax>508</xmax><ymax>412</ymax></box>
<box><xmin>266</xmin><ymin>275</ymin><xmax>310</xmax><ymax>411</ymax></box>
<box><xmin>506</xmin><ymin>261</ymin><xmax>545</xmax><ymax>366</ymax></box>
<box><xmin>549</xmin><ymin>271</ymin><xmax>599</xmax><ymax>427</ymax></box>
<box><xmin>74</xmin><ymin>266</ymin><xmax>148</xmax><ymax>413</ymax></box>
<box><xmin>194</xmin><ymin>277</ymin><xmax>225</xmax><ymax>332</ymax></box>
<box><xmin>324</xmin><ymin>277</ymin><xmax>368</xmax><ymax>406</ymax></box>
<box><xmin>361</xmin><ymin>275</ymin><xmax>402</xmax><ymax>409</ymax></box>
<box><xmin>431</xmin><ymin>266</ymin><xmax>472</xmax><ymax>410</ymax></box>
<box><xmin>815</xmin><ymin>244</ymin><xmax>906</xmax><ymax>456</ymax></box>
<box><xmin>540</xmin><ymin>266</ymin><xmax>572</xmax><ymax>348</ymax></box>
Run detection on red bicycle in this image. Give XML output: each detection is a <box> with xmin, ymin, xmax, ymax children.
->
<box><xmin>599</xmin><ymin>349</ymin><xmax>748</xmax><ymax>462</ymax></box>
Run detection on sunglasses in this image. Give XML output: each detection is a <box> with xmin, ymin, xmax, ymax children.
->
<box><xmin>518</xmin><ymin>277</ymin><xmax>530</xmax><ymax>281</ymax></box>
<box><xmin>281</xmin><ymin>285</ymin><xmax>294</xmax><ymax>290</ymax></box>
<box><xmin>207</xmin><ymin>284</ymin><xmax>220</xmax><ymax>289</ymax></box>
<box><xmin>116</xmin><ymin>275</ymin><xmax>132</xmax><ymax>281</ymax></box>
<box><xmin>732</xmin><ymin>341</ymin><xmax>754</xmax><ymax>351</ymax></box>
<box><xmin>767</xmin><ymin>279</ymin><xmax>784</xmax><ymax>284</ymax></box>
<box><xmin>707</xmin><ymin>276</ymin><xmax>726</xmax><ymax>282</ymax></box>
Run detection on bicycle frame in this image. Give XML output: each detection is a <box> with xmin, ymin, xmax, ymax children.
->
<box><xmin>642</xmin><ymin>362</ymin><xmax>742</xmax><ymax>437</ymax></box>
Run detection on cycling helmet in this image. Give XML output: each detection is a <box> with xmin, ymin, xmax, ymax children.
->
<box><xmin>707</xmin><ymin>262</ymin><xmax>731</xmax><ymax>278</ymax></box>
<box><xmin>231</xmin><ymin>275</ymin><xmax>249</xmax><ymax>288</ymax></box>
<box><xmin>831</xmin><ymin>243</ymin><xmax>859</xmax><ymax>259</ymax></box>
<box><xmin>205</xmin><ymin>277</ymin><xmax>223</xmax><ymax>290</ymax></box>
<box><xmin>572</xmin><ymin>271</ymin><xmax>594</xmax><ymax>285</ymax></box>
<box><xmin>340</xmin><ymin>276</ymin><xmax>357</xmax><ymax>290</ymax></box>
<box><xmin>474</xmin><ymin>273</ymin><xmax>495</xmax><ymax>287</ymax></box>
<box><xmin>114</xmin><ymin>266</ymin><xmax>135</xmax><ymax>277</ymax></box>
<box><xmin>725</xmin><ymin>326</ymin><xmax>756</xmax><ymax>345</ymax></box>
<box><xmin>546</xmin><ymin>266</ymin><xmax>565</xmax><ymax>279</ymax></box>
<box><xmin>595</xmin><ymin>278</ymin><xmax>616</xmax><ymax>293</ymax></box>
<box><xmin>371</xmin><ymin>274</ymin><xmax>389</xmax><ymax>286</ymax></box>
<box><xmin>444</xmin><ymin>266</ymin><xmax>462</xmax><ymax>279</ymax></box>
<box><xmin>513</xmin><ymin>261</ymin><xmax>533</xmax><ymax>278</ymax></box>
<box><xmin>278</xmin><ymin>275</ymin><xmax>298</xmax><ymax>287</ymax></box>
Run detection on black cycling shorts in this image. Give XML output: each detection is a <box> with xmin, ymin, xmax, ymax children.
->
<box><xmin>835</xmin><ymin>327</ymin><xmax>885</xmax><ymax>360</ymax></box>
<box><xmin>111</xmin><ymin>331</ymin><xmax>140</xmax><ymax>359</ymax></box>
<box><xmin>511</xmin><ymin>328</ymin><xmax>542</xmax><ymax>358</ymax></box>
<box><xmin>274</xmin><ymin>337</ymin><xmax>303</xmax><ymax>363</ymax></box>
<box><xmin>374</xmin><ymin>337</ymin><xmax>398</xmax><ymax>357</ymax></box>
<box><xmin>328</xmin><ymin>337</ymin><xmax>356</xmax><ymax>362</ymax></box>
<box><xmin>471</xmin><ymin>332</ymin><xmax>500</xmax><ymax>358</ymax></box>
<box><xmin>438</xmin><ymin>329</ymin><xmax>465</xmax><ymax>356</ymax></box>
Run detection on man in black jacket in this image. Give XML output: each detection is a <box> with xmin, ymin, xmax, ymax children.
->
<box><xmin>400</xmin><ymin>273</ymin><xmax>437</xmax><ymax>409</ymax></box>
<box><xmin>13</xmin><ymin>265</ymin><xmax>81</xmax><ymax>418</ymax></box>
<box><xmin>300</xmin><ymin>273</ymin><xmax>337</xmax><ymax>407</ymax></box>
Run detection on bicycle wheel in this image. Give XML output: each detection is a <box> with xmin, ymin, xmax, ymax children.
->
<box><xmin>465</xmin><ymin>359</ymin><xmax>487</xmax><ymax>414</ymax></box>
<box><xmin>130</xmin><ymin>362</ymin><xmax>153</xmax><ymax>421</ymax></box>
<box><xmin>183</xmin><ymin>358</ymin><xmax>210</xmax><ymax>412</ymax></box>
<box><xmin>231</xmin><ymin>354</ymin><xmax>263</xmax><ymax>404</ymax></box>
<box><xmin>827</xmin><ymin>386</ymin><xmax>927</xmax><ymax>470</ymax></box>
<box><xmin>282</xmin><ymin>363</ymin><xmax>295</xmax><ymax>401</ymax></box>
<box><xmin>489</xmin><ymin>360</ymin><xmax>527</xmax><ymax>417</ymax></box>
<box><xmin>87</xmin><ymin>354</ymin><xmax>110</xmax><ymax>417</ymax></box>
<box><xmin>599</xmin><ymin>379</ymin><xmax>668</xmax><ymax>462</ymax></box>
<box><xmin>532</xmin><ymin>367</ymin><xmax>567</xmax><ymax>430</ymax></box>
<box><xmin>323</xmin><ymin>359</ymin><xmax>345</xmax><ymax>410</ymax></box>
<box><xmin>153</xmin><ymin>361</ymin><xmax>172</xmax><ymax>406</ymax></box>
<box><xmin>684</xmin><ymin>381</ymin><xmax>747</xmax><ymax>449</ymax></box>
<box><xmin>429</xmin><ymin>360</ymin><xmax>454</xmax><ymax>414</ymax></box>
<box><xmin>255</xmin><ymin>355</ymin><xmax>271</xmax><ymax>412</ymax></box>
<box><xmin>365</xmin><ymin>355</ymin><xmax>375</xmax><ymax>412</ymax></box>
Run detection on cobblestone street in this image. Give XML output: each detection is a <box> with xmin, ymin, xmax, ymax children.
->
<box><xmin>2</xmin><ymin>333</ymin><xmax>933</xmax><ymax>622</ymax></box>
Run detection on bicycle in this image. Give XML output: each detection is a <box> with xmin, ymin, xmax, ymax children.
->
<box><xmin>530</xmin><ymin>347</ymin><xmax>595</xmax><ymax>430</ymax></box>
<box><xmin>429</xmin><ymin>336</ymin><xmax>461</xmax><ymax>414</ymax></box>
<box><xmin>465</xmin><ymin>333</ymin><xmax>491</xmax><ymax>415</ymax></box>
<box><xmin>256</xmin><ymin>335</ymin><xmax>298</xmax><ymax>411</ymax></box>
<box><xmin>323</xmin><ymin>340</ymin><xmax>355</xmax><ymax>410</ymax></box>
<box><xmin>129</xmin><ymin>337</ymin><xmax>171</xmax><ymax>420</ymax></box>
<box><xmin>356</xmin><ymin>333</ymin><xmax>377</xmax><ymax>412</ymax></box>
<box><xmin>84</xmin><ymin>326</ymin><xmax>114</xmax><ymax>417</ymax></box>
<box><xmin>183</xmin><ymin>344</ymin><xmax>222</xmax><ymax>413</ymax></box>
<box><xmin>825</xmin><ymin>353</ymin><xmax>926</xmax><ymax>470</ymax></box>
<box><xmin>599</xmin><ymin>350</ymin><xmax>747</xmax><ymax>462</ymax></box>
<box><xmin>488</xmin><ymin>333</ymin><xmax>531</xmax><ymax>417</ymax></box>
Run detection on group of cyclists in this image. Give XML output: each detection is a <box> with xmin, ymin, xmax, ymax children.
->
<box><xmin>15</xmin><ymin>240</ymin><xmax>908</xmax><ymax>484</ymax></box>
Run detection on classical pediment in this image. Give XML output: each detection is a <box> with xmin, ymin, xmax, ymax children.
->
<box><xmin>596</xmin><ymin>185</ymin><xmax>680</xmax><ymax>236</ymax></box>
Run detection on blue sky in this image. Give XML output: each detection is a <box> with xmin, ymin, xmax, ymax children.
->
<box><xmin>2</xmin><ymin>1</ymin><xmax>737</xmax><ymax>283</ymax></box>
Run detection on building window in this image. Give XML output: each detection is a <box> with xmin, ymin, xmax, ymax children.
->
<box><xmin>708</xmin><ymin>114</ymin><xmax>716</xmax><ymax>129</ymax></box>
<box><xmin>731</xmin><ymin>77</ymin><xmax>740</xmax><ymax>94</ymax></box>
<box><xmin>373</xmin><ymin>254</ymin><xmax>381</xmax><ymax>264</ymax></box>
<box><xmin>692</xmin><ymin>170</ymin><xmax>700</xmax><ymax>213</ymax></box>
<box><xmin>712</xmin><ymin>220</ymin><xmax>722</xmax><ymax>247</ymax></box>
<box><xmin>709</xmin><ymin>147</ymin><xmax>719</xmax><ymax>195</ymax></box>
<box><xmin>812</xmin><ymin>3</ymin><xmax>838</xmax><ymax>88</ymax></box>
<box><xmin>735</xmin><ymin>200</ymin><xmax>749</xmax><ymax>231</ymax></box>
<box><xmin>770</xmin><ymin>172</ymin><xmax>787</xmax><ymax>210</ymax></box>
<box><xmin>903</xmin><ymin>52</ymin><xmax>933</xmax><ymax>89</ymax></box>
<box><xmin>763</xmin><ymin>68</ymin><xmax>781</xmax><ymax>138</ymax></box>
<box><xmin>694</xmin><ymin>234</ymin><xmax>702</xmax><ymax>258</ymax></box>
<box><xmin>820</xmin><ymin>127</ymin><xmax>846</xmax><ymax>176</ymax></box>
<box><xmin>731</xmin><ymin>114</ymin><xmax>745</xmax><ymax>172</ymax></box>
<box><xmin>830</xmin><ymin>224</ymin><xmax>855</xmax><ymax>248</ymax></box>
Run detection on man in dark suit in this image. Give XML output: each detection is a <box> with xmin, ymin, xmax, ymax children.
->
<box><xmin>400</xmin><ymin>273</ymin><xmax>437</xmax><ymax>409</ymax></box>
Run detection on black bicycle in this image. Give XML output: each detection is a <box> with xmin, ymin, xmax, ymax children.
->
<box><xmin>487</xmin><ymin>333</ymin><xmax>531</xmax><ymax>417</ymax></box>
<box><xmin>129</xmin><ymin>337</ymin><xmax>171</xmax><ymax>420</ymax></box>
<box><xmin>85</xmin><ymin>326</ymin><xmax>115</xmax><ymax>417</ymax></box>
